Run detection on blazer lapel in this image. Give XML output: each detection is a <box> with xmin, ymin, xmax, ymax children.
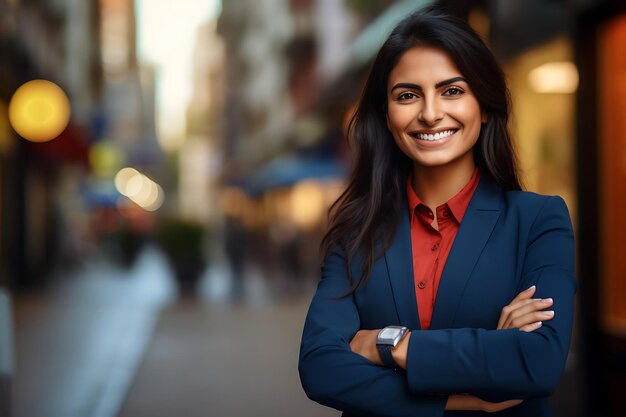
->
<box><xmin>384</xmin><ymin>206</ymin><xmax>422</xmax><ymax>330</ymax></box>
<box><xmin>430</xmin><ymin>176</ymin><xmax>503</xmax><ymax>329</ymax></box>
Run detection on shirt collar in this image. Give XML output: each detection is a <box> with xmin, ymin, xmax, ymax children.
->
<box><xmin>406</xmin><ymin>168</ymin><xmax>481</xmax><ymax>224</ymax></box>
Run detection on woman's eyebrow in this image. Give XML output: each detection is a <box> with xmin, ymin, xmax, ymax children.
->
<box><xmin>390</xmin><ymin>76</ymin><xmax>467</xmax><ymax>92</ymax></box>
<box><xmin>390</xmin><ymin>82</ymin><xmax>422</xmax><ymax>92</ymax></box>
<box><xmin>435</xmin><ymin>76</ymin><xmax>467</xmax><ymax>88</ymax></box>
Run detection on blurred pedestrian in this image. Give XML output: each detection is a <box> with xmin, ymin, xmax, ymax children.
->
<box><xmin>299</xmin><ymin>6</ymin><xmax>575</xmax><ymax>416</ymax></box>
<box><xmin>224</xmin><ymin>214</ymin><xmax>247</xmax><ymax>301</ymax></box>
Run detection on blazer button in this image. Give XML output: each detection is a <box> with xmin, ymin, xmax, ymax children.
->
<box><xmin>418</xmin><ymin>280</ymin><xmax>426</xmax><ymax>289</ymax></box>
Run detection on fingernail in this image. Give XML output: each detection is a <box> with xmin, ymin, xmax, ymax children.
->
<box><xmin>544</xmin><ymin>311</ymin><xmax>555</xmax><ymax>317</ymax></box>
<box><xmin>541</xmin><ymin>298</ymin><xmax>553</xmax><ymax>303</ymax></box>
<box><xmin>534</xmin><ymin>321</ymin><xmax>542</xmax><ymax>326</ymax></box>
<box><xmin>526</xmin><ymin>285</ymin><xmax>536</xmax><ymax>291</ymax></box>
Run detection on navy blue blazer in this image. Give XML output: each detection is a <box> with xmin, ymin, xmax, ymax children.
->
<box><xmin>299</xmin><ymin>175</ymin><xmax>576</xmax><ymax>417</ymax></box>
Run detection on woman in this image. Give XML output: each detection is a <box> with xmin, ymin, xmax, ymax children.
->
<box><xmin>298</xmin><ymin>7</ymin><xmax>575</xmax><ymax>417</ymax></box>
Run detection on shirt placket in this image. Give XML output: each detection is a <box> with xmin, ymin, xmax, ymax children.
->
<box><xmin>432</xmin><ymin>205</ymin><xmax>453</xmax><ymax>301</ymax></box>
<box><xmin>418</xmin><ymin>206</ymin><xmax>442</xmax><ymax>305</ymax></box>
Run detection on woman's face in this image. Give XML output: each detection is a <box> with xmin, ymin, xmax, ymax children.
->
<box><xmin>386</xmin><ymin>45</ymin><xmax>484</xmax><ymax>170</ymax></box>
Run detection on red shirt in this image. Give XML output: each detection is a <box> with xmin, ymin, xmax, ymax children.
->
<box><xmin>407</xmin><ymin>169</ymin><xmax>480</xmax><ymax>330</ymax></box>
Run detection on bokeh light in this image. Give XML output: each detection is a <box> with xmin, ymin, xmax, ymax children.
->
<box><xmin>89</xmin><ymin>140</ymin><xmax>125</xmax><ymax>177</ymax></box>
<box><xmin>528</xmin><ymin>61</ymin><xmax>579</xmax><ymax>94</ymax></box>
<box><xmin>290</xmin><ymin>180</ymin><xmax>326</xmax><ymax>230</ymax></box>
<box><xmin>8</xmin><ymin>79</ymin><xmax>71</xmax><ymax>142</ymax></box>
<box><xmin>114</xmin><ymin>167</ymin><xmax>164</xmax><ymax>211</ymax></box>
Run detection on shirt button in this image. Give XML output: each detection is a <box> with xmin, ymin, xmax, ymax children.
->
<box><xmin>431</xmin><ymin>243</ymin><xmax>439</xmax><ymax>251</ymax></box>
<box><xmin>418</xmin><ymin>281</ymin><xmax>426</xmax><ymax>289</ymax></box>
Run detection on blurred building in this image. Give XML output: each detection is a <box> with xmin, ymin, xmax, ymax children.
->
<box><xmin>574</xmin><ymin>2</ymin><xmax>626</xmax><ymax>417</ymax></box>
<box><xmin>99</xmin><ymin>0</ymin><xmax>164</xmax><ymax>172</ymax></box>
<box><xmin>216</xmin><ymin>0</ymin><xmax>360</xmax><ymax>285</ymax></box>
<box><xmin>0</xmin><ymin>0</ymin><xmax>101</xmax><ymax>289</ymax></box>
<box><xmin>0</xmin><ymin>0</ymin><xmax>166</xmax><ymax>289</ymax></box>
<box><xmin>179</xmin><ymin>20</ymin><xmax>225</xmax><ymax>225</ymax></box>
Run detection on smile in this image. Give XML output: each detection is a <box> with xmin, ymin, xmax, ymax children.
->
<box><xmin>410</xmin><ymin>129</ymin><xmax>457</xmax><ymax>141</ymax></box>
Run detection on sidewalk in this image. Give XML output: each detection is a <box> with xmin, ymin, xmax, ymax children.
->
<box><xmin>116</xmin><ymin>293</ymin><xmax>336</xmax><ymax>417</ymax></box>
<box><xmin>117</xmin><ymin>260</ymin><xmax>336</xmax><ymax>417</ymax></box>
<box><xmin>13</xmin><ymin>246</ymin><xmax>174</xmax><ymax>417</ymax></box>
<box><xmin>12</xmin><ymin>246</ymin><xmax>336</xmax><ymax>417</ymax></box>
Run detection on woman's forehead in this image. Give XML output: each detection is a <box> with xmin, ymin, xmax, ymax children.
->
<box><xmin>388</xmin><ymin>46</ymin><xmax>464</xmax><ymax>86</ymax></box>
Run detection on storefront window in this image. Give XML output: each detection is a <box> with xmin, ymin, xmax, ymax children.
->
<box><xmin>505</xmin><ymin>37</ymin><xmax>577</xmax><ymax>221</ymax></box>
<box><xmin>598</xmin><ymin>13</ymin><xmax>626</xmax><ymax>335</ymax></box>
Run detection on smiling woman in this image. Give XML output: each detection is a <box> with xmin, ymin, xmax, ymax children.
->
<box><xmin>299</xmin><ymin>6</ymin><xmax>575</xmax><ymax>417</ymax></box>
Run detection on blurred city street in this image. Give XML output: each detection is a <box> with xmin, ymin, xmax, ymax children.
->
<box><xmin>2</xmin><ymin>0</ymin><xmax>626</xmax><ymax>416</ymax></box>
<box><xmin>13</xmin><ymin>246</ymin><xmax>336</xmax><ymax>417</ymax></box>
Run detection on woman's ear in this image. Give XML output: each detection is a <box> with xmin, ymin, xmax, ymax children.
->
<box><xmin>481</xmin><ymin>111</ymin><xmax>489</xmax><ymax>124</ymax></box>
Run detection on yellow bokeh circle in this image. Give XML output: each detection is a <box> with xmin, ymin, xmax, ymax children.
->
<box><xmin>89</xmin><ymin>140</ymin><xmax>125</xmax><ymax>177</ymax></box>
<box><xmin>8</xmin><ymin>79</ymin><xmax>71</xmax><ymax>143</ymax></box>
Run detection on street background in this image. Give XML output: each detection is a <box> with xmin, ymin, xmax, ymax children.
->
<box><xmin>1</xmin><ymin>0</ymin><xmax>625</xmax><ymax>416</ymax></box>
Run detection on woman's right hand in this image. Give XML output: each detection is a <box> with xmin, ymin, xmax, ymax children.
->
<box><xmin>497</xmin><ymin>285</ymin><xmax>555</xmax><ymax>332</ymax></box>
<box><xmin>445</xmin><ymin>394</ymin><xmax>522</xmax><ymax>413</ymax></box>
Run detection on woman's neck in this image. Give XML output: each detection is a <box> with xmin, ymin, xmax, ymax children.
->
<box><xmin>411</xmin><ymin>155</ymin><xmax>476</xmax><ymax>210</ymax></box>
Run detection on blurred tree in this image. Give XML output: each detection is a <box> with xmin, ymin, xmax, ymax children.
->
<box><xmin>155</xmin><ymin>217</ymin><xmax>207</xmax><ymax>296</ymax></box>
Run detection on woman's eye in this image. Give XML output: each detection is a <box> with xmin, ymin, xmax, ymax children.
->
<box><xmin>398</xmin><ymin>92</ymin><xmax>417</xmax><ymax>101</ymax></box>
<box><xmin>443</xmin><ymin>87</ymin><xmax>464</xmax><ymax>96</ymax></box>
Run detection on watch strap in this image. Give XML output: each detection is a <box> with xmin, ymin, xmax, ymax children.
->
<box><xmin>377</xmin><ymin>343</ymin><xmax>397</xmax><ymax>368</ymax></box>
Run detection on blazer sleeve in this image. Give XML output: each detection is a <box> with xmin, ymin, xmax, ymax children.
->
<box><xmin>299</xmin><ymin>248</ymin><xmax>447</xmax><ymax>417</ymax></box>
<box><xmin>405</xmin><ymin>195</ymin><xmax>576</xmax><ymax>401</ymax></box>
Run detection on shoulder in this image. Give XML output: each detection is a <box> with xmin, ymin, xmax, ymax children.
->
<box><xmin>503</xmin><ymin>189</ymin><xmax>569</xmax><ymax>213</ymax></box>
<box><xmin>500</xmin><ymin>189</ymin><xmax>573</xmax><ymax>232</ymax></box>
<box><xmin>477</xmin><ymin>175</ymin><xmax>570</xmax><ymax>218</ymax></box>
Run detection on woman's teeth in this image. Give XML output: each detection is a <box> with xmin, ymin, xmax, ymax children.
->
<box><xmin>414</xmin><ymin>130</ymin><xmax>456</xmax><ymax>141</ymax></box>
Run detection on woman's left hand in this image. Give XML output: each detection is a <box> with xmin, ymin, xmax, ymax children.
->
<box><xmin>350</xmin><ymin>329</ymin><xmax>410</xmax><ymax>369</ymax></box>
<box><xmin>497</xmin><ymin>285</ymin><xmax>555</xmax><ymax>332</ymax></box>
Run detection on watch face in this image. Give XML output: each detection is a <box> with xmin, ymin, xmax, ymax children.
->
<box><xmin>379</xmin><ymin>327</ymin><xmax>401</xmax><ymax>340</ymax></box>
<box><xmin>377</xmin><ymin>326</ymin><xmax>408</xmax><ymax>346</ymax></box>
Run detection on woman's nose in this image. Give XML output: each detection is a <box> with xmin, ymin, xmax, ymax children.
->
<box><xmin>418</xmin><ymin>98</ymin><xmax>443</xmax><ymax>125</ymax></box>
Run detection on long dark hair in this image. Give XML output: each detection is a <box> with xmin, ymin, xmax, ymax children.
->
<box><xmin>321</xmin><ymin>7</ymin><xmax>522</xmax><ymax>294</ymax></box>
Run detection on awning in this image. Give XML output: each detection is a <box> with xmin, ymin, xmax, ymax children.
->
<box><xmin>28</xmin><ymin>123</ymin><xmax>90</xmax><ymax>167</ymax></box>
<box><xmin>238</xmin><ymin>156</ymin><xmax>347</xmax><ymax>196</ymax></box>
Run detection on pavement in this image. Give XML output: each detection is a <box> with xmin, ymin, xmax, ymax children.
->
<box><xmin>12</xmin><ymin>246</ymin><xmax>336</xmax><ymax>417</ymax></box>
<box><xmin>116</xmin><ymin>295</ymin><xmax>333</xmax><ymax>417</ymax></box>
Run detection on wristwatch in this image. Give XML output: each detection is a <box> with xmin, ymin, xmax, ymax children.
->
<box><xmin>376</xmin><ymin>325</ymin><xmax>409</xmax><ymax>368</ymax></box>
